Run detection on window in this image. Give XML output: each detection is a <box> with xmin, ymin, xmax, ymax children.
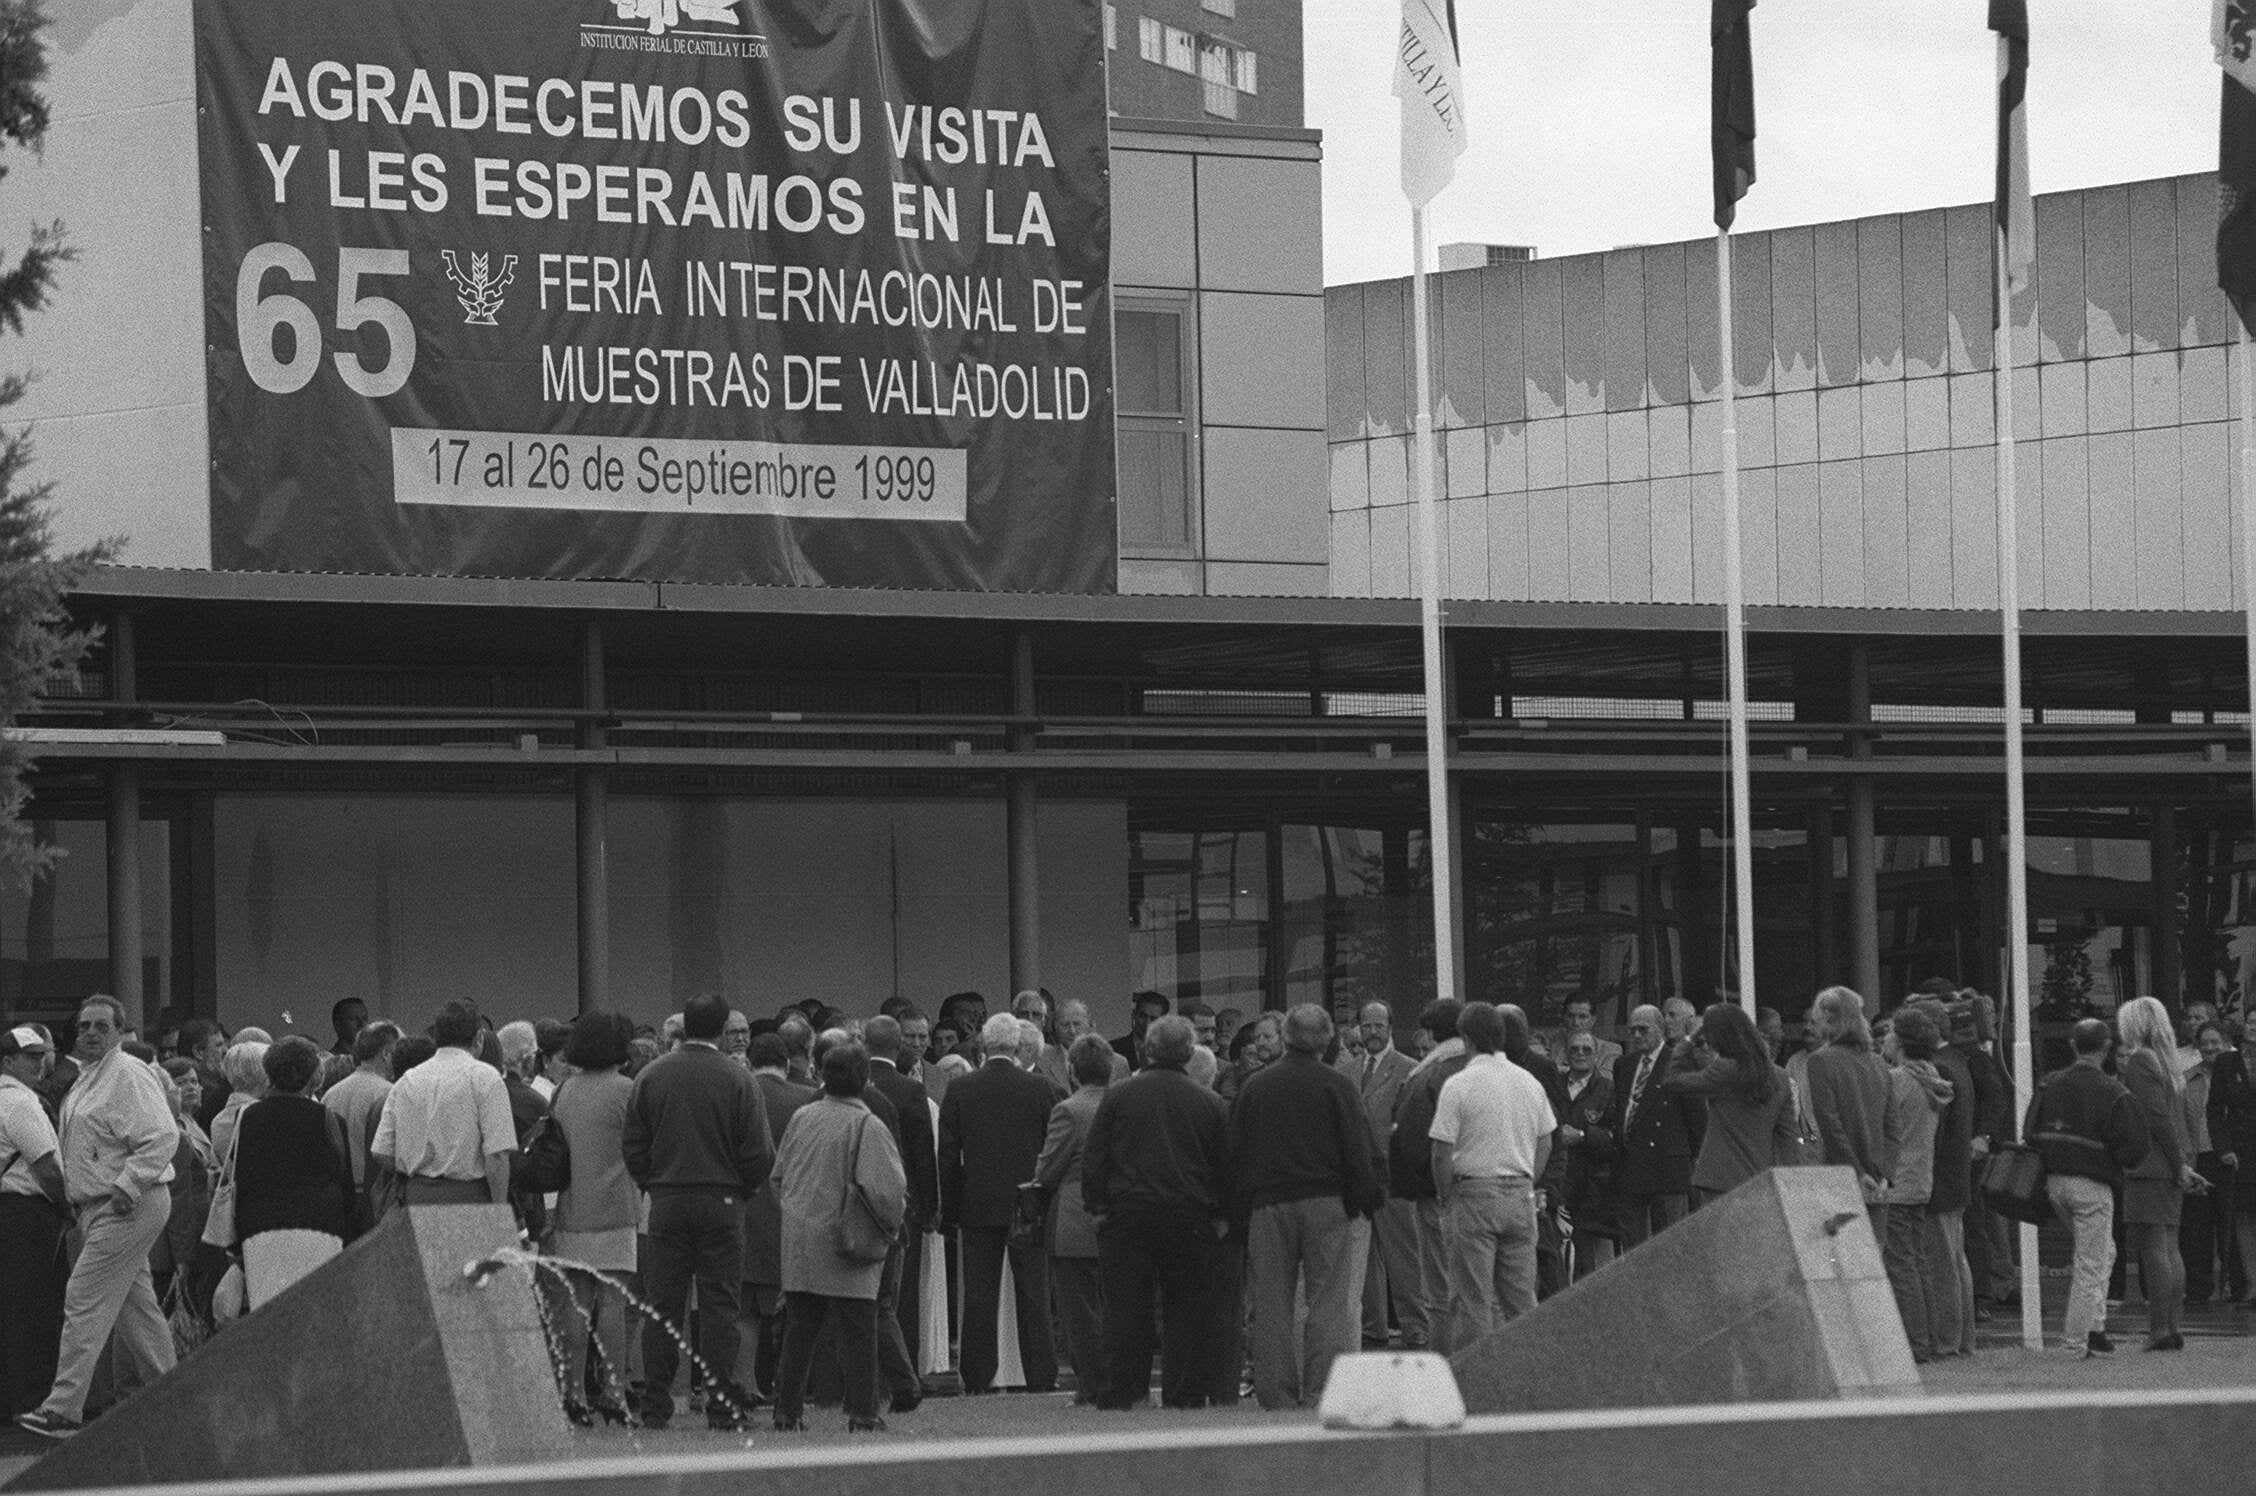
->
<box><xmin>1104</xmin><ymin>3</ymin><xmax>1116</xmax><ymax>49</ymax></box>
<box><xmin>1139</xmin><ymin>15</ymin><xmax>1162</xmax><ymax>64</ymax></box>
<box><xmin>1199</xmin><ymin>44</ymin><xmax>1237</xmax><ymax>119</ymax></box>
<box><xmin>1233</xmin><ymin>47</ymin><xmax>1257</xmax><ymax>95</ymax></box>
<box><xmin>1116</xmin><ymin>301</ymin><xmax>1195</xmax><ymax>550</ymax></box>
<box><xmin>1163</xmin><ymin>25</ymin><xmax>1196</xmax><ymax>73</ymax></box>
<box><xmin>1201</xmin><ymin>0</ymin><xmax>1236</xmax><ymax>15</ymax></box>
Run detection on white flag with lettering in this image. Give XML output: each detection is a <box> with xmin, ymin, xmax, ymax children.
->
<box><xmin>1394</xmin><ymin>0</ymin><xmax>1466</xmax><ymax>208</ymax></box>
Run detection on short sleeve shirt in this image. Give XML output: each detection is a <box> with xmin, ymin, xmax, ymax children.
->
<box><xmin>0</xmin><ymin>1074</ymin><xmax>58</xmax><ymax>1196</ymax></box>
<box><xmin>1430</xmin><ymin>1053</ymin><xmax>1555</xmax><ymax>1179</ymax></box>
<box><xmin>372</xmin><ymin>1046</ymin><xmax>515</xmax><ymax>1180</ymax></box>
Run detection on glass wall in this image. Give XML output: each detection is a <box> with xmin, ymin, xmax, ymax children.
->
<box><xmin>0</xmin><ymin>814</ymin><xmax>176</xmax><ymax>1031</ymax></box>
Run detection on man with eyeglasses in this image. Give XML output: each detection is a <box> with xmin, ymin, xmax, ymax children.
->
<box><xmin>1606</xmin><ymin>1004</ymin><xmax>1702</xmax><ymax>1251</ymax></box>
<box><xmin>18</xmin><ymin>997</ymin><xmax>179</xmax><ymax>1439</ymax></box>
<box><xmin>1556</xmin><ymin>1032</ymin><xmax>1619</xmax><ymax>1278</ymax></box>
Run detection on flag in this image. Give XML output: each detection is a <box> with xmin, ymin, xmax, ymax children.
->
<box><xmin>2219</xmin><ymin>0</ymin><xmax>2256</xmax><ymax>335</ymax></box>
<box><xmin>1712</xmin><ymin>2</ymin><xmax>1756</xmax><ymax>230</ymax></box>
<box><xmin>1395</xmin><ymin>0</ymin><xmax>1466</xmax><ymax>208</ymax></box>
<box><xmin>1992</xmin><ymin>1</ymin><xmax>2032</xmax><ymax>304</ymax></box>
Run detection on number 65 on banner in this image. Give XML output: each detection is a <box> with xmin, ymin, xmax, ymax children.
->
<box><xmin>235</xmin><ymin>242</ymin><xmax>416</xmax><ymax>398</ymax></box>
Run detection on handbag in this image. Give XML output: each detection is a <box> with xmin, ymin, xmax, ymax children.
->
<box><xmin>1008</xmin><ymin>1180</ymin><xmax>1050</xmax><ymax>1251</ymax></box>
<box><xmin>1978</xmin><ymin>1140</ymin><xmax>2052</xmax><ymax>1226</ymax></box>
<box><xmin>201</xmin><ymin>1130</ymin><xmax>240</xmax><ymax>1250</ymax></box>
<box><xmin>836</xmin><ymin>1116</ymin><xmax>900</xmax><ymax>1265</ymax></box>
<box><xmin>514</xmin><ymin>1108</ymin><xmax>572</xmax><ymax>1196</ymax></box>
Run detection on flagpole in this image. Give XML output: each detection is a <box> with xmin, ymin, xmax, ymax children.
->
<box><xmin>1715</xmin><ymin>229</ymin><xmax>1758</xmax><ymax>1018</ymax></box>
<box><xmin>1995</xmin><ymin>221</ymin><xmax>2041</xmax><ymax>1352</ymax></box>
<box><xmin>1410</xmin><ymin>206</ymin><xmax>1457</xmax><ymax>1006</ymax></box>
<box><xmin>2241</xmin><ymin>326</ymin><xmax>2256</xmax><ymax>861</ymax></box>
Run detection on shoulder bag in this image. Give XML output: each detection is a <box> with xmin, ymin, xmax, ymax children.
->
<box><xmin>1978</xmin><ymin>1078</ymin><xmax>2052</xmax><ymax>1226</ymax></box>
<box><xmin>514</xmin><ymin>1091</ymin><xmax>573</xmax><ymax>1196</ymax></box>
<box><xmin>202</xmin><ymin>1128</ymin><xmax>240</xmax><ymax>1250</ymax></box>
<box><xmin>837</xmin><ymin>1115</ymin><xmax>900</xmax><ymax>1265</ymax></box>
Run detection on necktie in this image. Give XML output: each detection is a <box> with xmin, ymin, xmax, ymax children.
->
<box><xmin>1362</xmin><ymin>1052</ymin><xmax>1378</xmax><ymax>1089</ymax></box>
<box><xmin>1631</xmin><ymin>1054</ymin><xmax>1653</xmax><ymax>1108</ymax></box>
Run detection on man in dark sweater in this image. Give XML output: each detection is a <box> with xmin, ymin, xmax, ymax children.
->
<box><xmin>624</xmin><ymin>991</ymin><xmax>774</xmax><ymax>1429</ymax></box>
<box><xmin>1230</xmin><ymin>1004</ymin><xmax>1384</xmax><ymax>1411</ymax></box>
<box><xmin>1082</xmin><ymin>1014</ymin><xmax>1232</xmax><ymax>1408</ymax></box>
<box><xmin>2026</xmin><ymin>1018</ymin><xmax>2150</xmax><ymax>1357</ymax></box>
<box><xmin>937</xmin><ymin>1012</ymin><xmax>1059</xmax><ymax>1393</ymax></box>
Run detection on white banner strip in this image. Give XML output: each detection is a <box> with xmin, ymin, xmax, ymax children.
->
<box><xmin>391</xmin><ymin>428</ymin><xmax>966</xmax><ymax>521</ymax></box>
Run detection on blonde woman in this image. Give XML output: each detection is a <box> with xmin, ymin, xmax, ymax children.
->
<box><xmin>2116</xmin><ymin>997</ymin><xmax>2199</xmax><ymax>1350</ymax></box>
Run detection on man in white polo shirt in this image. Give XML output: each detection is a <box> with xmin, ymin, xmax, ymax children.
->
<box><xmin>1429</xmin><ymin>1001</ymin><xmax>1555</xmax><ymax>1352</ymax></box>
<box><xmin>0</xmin><ymin>1025</ymin><xmax>67</xmax><ymax>1420</ymax></box>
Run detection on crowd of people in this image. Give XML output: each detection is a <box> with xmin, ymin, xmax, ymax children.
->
<box><xmin>1</xmin><ymin>977</ymin><xmax>2251</xmax><ymax>1440</ymax></box>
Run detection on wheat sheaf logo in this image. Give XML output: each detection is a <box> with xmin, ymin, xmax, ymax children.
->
<box><xmin>439</xmin><ymin>250</ymin><xmax>517</xmax><ymax>327</ymax></box>
<box><xmin>612</xmin><ymin>0</ymin><xmax>741</xmax><ymax>37</ymax></box>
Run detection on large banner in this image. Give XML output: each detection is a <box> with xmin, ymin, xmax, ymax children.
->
<box><xmin>195</xmin><ymin>0</ymin><xmax>1115</xmax><ymax>592</ymax></box>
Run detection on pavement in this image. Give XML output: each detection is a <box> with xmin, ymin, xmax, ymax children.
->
<box><xmin>4</xmin><ymin>1297</ymin><xmax>2252</xmax><ymax>1476</ymax></box>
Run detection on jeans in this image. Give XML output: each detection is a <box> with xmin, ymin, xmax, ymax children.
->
<box><xmin>1442</xmin><ymin>1179</ymin><xmax>1538</xmax><ymax>1350</ymax></box>
<box><xmin>774</xmin><ymin>1292</ymin><xmax>878</xmax><ymax>1424</ymax></box>
<box><xmin>1094</xmin><ymin>1209</ymin><xmax>1215</xmax><ymax>1408</ymax></box>
<box><xmin>1245</xmin><ymin>1198</ymin><xmax>1367</xmax><ymax>1411</ymax></box>
<box><xmin>1882</xmin><ymin>1201</ymin><xmax>1934</xmax><ymax>1358</ymax></box>
<box><xmin>2047</xmin><ymin>1174</ymin><xmax>2115</xmax><ymax>1347</ymax></box>
<box><xmin>43</xmin><ymin>1189</ymin><xmax>174</xmax><ymax>1422</ymax></box>
<box><xmin>638</xmin><ymin>1189</ymin><xmax>746</xmax><ymax>1421</ymax></box>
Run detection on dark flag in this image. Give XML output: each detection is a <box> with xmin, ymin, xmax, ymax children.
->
<box><xmin>2221</xmin><ymin>1</ymin><xmax>2256</xmax><ymax>335</ymax></box>
<box><xmin>1992</xmin><ymin>0</ymin><xmax>2032</xmax><ymax>310</ymax></box>
<box><xmin>1712</xmin><ymin>1</ymin><xmax>1756</xmax><ymax>230</ymax></box>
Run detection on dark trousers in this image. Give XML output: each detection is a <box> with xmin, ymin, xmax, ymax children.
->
<box><xmin>639</xmin><ymin>1190</ymin><xmax>746</xmax><ymax>1421</ymax></box>
<box><xmin>1616</xmin><ymin>1190</ymin><xmax>1688</xmax><ymax>1248</ymax></box>
<box><xmin>1095</xmin><ymin>1209</ymin><xmax>1215</xmax><ymax>1409</ymax></box>
<box><xmin>2184</xmin><ymin>1152</ymin><xmax>2229</xmax><ymax>1299</ymax></box>
<box><xmin>774</xmin><ymin>1292</ymin><xmax>878</xmax><ymax>1424</ymax></box>
<box><xmin>0</xmin><ymin>1195</ymin><xmax>66</xmax><ymax>1417</ymax></box>
<box><xmin>894</xmin><ymin>1226</ymin><xmax>923</xmax><ymax>1354</ymax></box>
<box><xmin>1050</xmin><ymin>1255</ymin><xmax>1105</xmax><ymax>1404</ymax></box>
<box><xmin>875</xmin><ymin>1233</ymin><xmax>920</xmax><ymax>1405</ymax></box>
<box><xmin>957</xmin><ymin>1225</ymin><xmax>1056</xmax><ymax>1392</ymax></box>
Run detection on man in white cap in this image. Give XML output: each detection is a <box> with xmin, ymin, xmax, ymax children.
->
<box><xmin>19</xmin><ymin>996</ymin><xmax>178</xmax><ymax>1438</ymax></box>
<box><xmin>0</xmin><ymin>1025</ymin><xmax>66</xmax><ymax>1419</ymax></box>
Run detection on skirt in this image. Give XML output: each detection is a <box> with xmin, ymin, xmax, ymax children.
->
<box><xmin>2122</xmin><ymin>1176</ymin><xmax>2181</xmax><ymax>1228</ymax></box>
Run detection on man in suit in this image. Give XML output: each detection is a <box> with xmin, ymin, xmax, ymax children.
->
<box><xmin>1058</xmin><ymin>1000</ymin><xmax>1129</xmax><ymax>1085</ymax></box>
<box><xmin>937</xmin><ymin>1012</ymin><xmax>1059</xmax><ymax>1393</ymax></box>
<box><xmin>1340</xmin><ymin>1000</ymin><xmax>1423</xmax><ymax>1348</ymax></box>
<box><xmin>741</xmin><ymin>1033</ymin><xmax>817</xmax><ymax>1398</ymax></box>
<box><xmin>1608</xmin><ymin>1004</ymin><xmax>1703</xmax><ymax>1250</ymax></box>
<box><xmin>1112</xmin><ymin>992</ymin><xmax>1171</xmax><ymax>1073</ymax></box>
<box><xmin>1032</xmin><ymin>1035</ymin><xmax>1116</xmax><ymax>1404</ymax></box>
<box><xmin>863</xmin><ymin>1015</ymin><xmax>935</xmax><ymax>1410</ymax></box>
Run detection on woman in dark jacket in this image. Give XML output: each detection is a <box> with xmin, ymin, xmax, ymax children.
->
<box><xmin>2210</xmin><ymin>1026</ymin><xmax>2256</xmax><ymax>1306</ymax></box>
<box><xmin>232</xmin><ymin>1036</ymin><xmax>355</xmax><ymax>1309</ymax></box>
<box><xmin>1661</xmin><ymin>1003</ymin><xmax>1798</xmax><ymax>1200</ymax></box>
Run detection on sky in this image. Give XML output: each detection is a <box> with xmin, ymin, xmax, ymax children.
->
<box><xmin>1307</xmin><ymin>0</ymin><xmax>2225</xmax><ymax>287</ymax></box>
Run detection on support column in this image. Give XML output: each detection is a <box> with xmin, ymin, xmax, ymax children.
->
<box><xmin>576</xmin><ymin>619</ymin><xmax>609</xmax><ymax>1015</ymax></box>
<box><xmin>1006</xmin><ymin>631</ymin><xmax>1039</xmax><ymax>998</ymax></box>
<box><xmin>2153</xmin><ymin>801</ymin><xmax>2181</xmax><ymax>1013</ymax></box>
<box><xmin>1846</xmin><ymin>645</ymin><xmax>1881</xmax><ymax>1010</ymax></box>
<box><xmin>1439</xmin><ymin>632</ymin><xmax>1468</xmax><ymax>1004</ymax></box>
<box><xmin>106</xmin><ymin>612</ymin><xmax>146</xmax><ymax>1026</ymax></box>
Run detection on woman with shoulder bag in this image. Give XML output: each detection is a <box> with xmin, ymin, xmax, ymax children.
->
<box><xmin>767</xmin><ymin>1040</ymin><xmax>906</xmax><ymax>1434</ymax></box>
<box><xmin>232</xmin><ymin>1038</ymin><xmax>356</xmax><ymax>1310</ymax></box>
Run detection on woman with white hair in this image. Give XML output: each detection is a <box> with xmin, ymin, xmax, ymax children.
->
<box><xmin>2116</xmin><ymin>996</ymin><xmax>2199</xmax><ymax>1350</ymax></box>
<box><xmin>208</xmin><ymin>1042</ymin><xmax>271</xmax><ymax>1163</ymax></box>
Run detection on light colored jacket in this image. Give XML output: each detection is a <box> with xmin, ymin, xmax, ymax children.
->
<box><xmin>772</xmin><ymin>1095</ymin><xmax>907</xmax><ymax>1300</ymax></box>
<box><xmin>1033</xmin><ymin>1083</ymin><xmax>1106</xmax><ymax>1258</ymax></box>
<box><xmin>57</xmin><ymin>1047</ymin><xmax>178</xmax><ymax>1207</ymax></box>
<box><xmin>551</xmin><ymin>1070</ymin><xmax>640</xmax><ymax>1235</ymax></box>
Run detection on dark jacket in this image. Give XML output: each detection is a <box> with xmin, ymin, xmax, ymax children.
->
<box><xmin>1803</xmin><ymin>1041</ymin><xmax>1892</xmax><ymax>1182</ymax></box>
<box><xmin>622</xmin><ymin>1044</ymin><xmax>774</xmax><ymax>1195</ymax></box>
<box><xmin>2118</xmin><ymin>1049</ymin><xmax>2186</xmax><ymax>1182</ymax></box>
<box><xmin>2025</xmin><ymin>1062</ymin><xmax>2150</xmax><ymax>1187</ymax></box>
<box><xmin>937</xmin><ymin>1057</ymin><xmax>1056</xmax><ymax>1230</ymax></box>
<box><xmin>233</xmin><ymin>1094</ymin><xmax>355</xmax><ymax>1242</ymax></box>
<box><xmin>1559</xmin><ymin>1071</ymin><xmax>1617</xmax><ymax>1234</ymax></box>
<box><xmin>1661</xmin><ymin>1056</ymin><xmax>1798</xmax><ymax>1196</ymax></box>
<box><xmin>744</xmin><ymin>1070</ymin><xmax>817</xmax><ymax>1287</ymax></box>
<box><xmin>1229</xmin><ymin>1050</ymin><xmax>1385</xmax><ymax>1218</ymax></box>
<box><xmin>1082</xmin><ymin>1066</ymin><xmax>1230</xmax><ymax>1222</ymax></box>
<box><xmin>867</xmin><ymin>1056</ymin><xmax>937</xmax><ymax>1224</ymax></box>
<box><xmin>2211</xmin><ymin>1049</ymin><xmax>2256</xmax><ymax>1159</ymax></box>
<box><xmin>1608</xmin><ymin>1042</ymin><xmax>1703</xmax><ymax>1197</ymax></box>
<box><xmin>1925</xmin><ymin>1044</ymin><xmax>1977</xmax><ymax>1212</ymax></box>
<box><xmin>1390</xmin><ymin>1047</ymin><xmax>1472</xmax><ymax>1199</ymax></box>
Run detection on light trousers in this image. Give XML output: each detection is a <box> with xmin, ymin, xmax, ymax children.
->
<box><xmin>42</xmin><ymin>1189</ymin><xmax>175</xmax><ymax>1422</ymax></box>
<box><xmin>1245</xmin><ymin>1198</ymin><xmax>1367</xmax><ymax>1411</ymax></box>
<box><xmin>1442</xmin><ymin>1179</ymin><xmax>1538</xmax><ymax>1350</ymax></box>
<box><xmin>2048</xmin><ymin>1174</ymin><xmax>2116</xmax><ymax>1347</ymax></box>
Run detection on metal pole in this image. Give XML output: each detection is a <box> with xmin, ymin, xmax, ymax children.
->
<box><xmin>105</xmin><ymin>611</ymin><xmax>147</xmax><ymax>1028</ymax></box>
<box><xmin>1846</xmin><ymin>646</ymin><xmax>1881</xmax><ymax>1007</ymax></box>
<box><xmin>1410</xmin><ymin>205</ymin><xmax>1457</xmax><ymax>1005</ymax></box>
<box><xmin>1996</xmin><ymin>225</ymin><xmax>2041</xmax><ymax>1350</ymax></box>
<box><xmin>1007</xmin><ymin>630</ymin><xmax>1040</xmax><ymax>997</ymax></box>
<box><xmin>575</xmin><ymin>619</ymin><xmax>609</xmax><ymax>1015</ymax></box>
<box><xmin>2240</xmin><ymin>327</ymin><xmax>2256</xmax><ymax>910</ymax></box>
<box><xmin>1716</xmin><ymin>229</ymin><xmax>1758</xmax><ymax>1016</ymax></box>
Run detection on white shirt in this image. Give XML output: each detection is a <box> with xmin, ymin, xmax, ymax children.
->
<box><xmin>1430</xmin><ymin>1053</ymin><xmax>1555</xmax><ymax>1179</ymax></box>
<box><xmin>372</xmin><ymin>1045</ymin><xmax>515</xmax><ymax>1180</ymax></box>
<box><xmin>0</xmin><ymin>1073</ymin><xmax>58</xmax><ymax>1197</ymax></box>
<box><xmin>56</xmin><ymin>1047</ymin><xmax>177</xmax><ymax>1206</ymax></box>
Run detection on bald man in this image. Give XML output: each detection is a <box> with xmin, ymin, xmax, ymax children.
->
<box><xmin>1606</xmin><ymin>1004</ymin><xmax>1703</xmax><ymax>1248</ymax></box>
